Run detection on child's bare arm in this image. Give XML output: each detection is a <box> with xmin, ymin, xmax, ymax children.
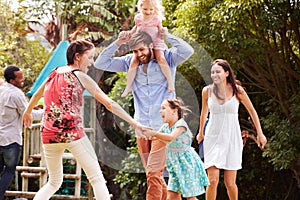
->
<box><xmin>129</xmin><ymin>25</ymin><xmax>137</xmax><ymax>35</ymax></box>
<box><xmin>144</xmin><ymin>126</ymin><xmax>186</xmax><ymax>142</ymax></box>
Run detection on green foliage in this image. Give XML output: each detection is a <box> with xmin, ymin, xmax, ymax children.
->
<box><xmin>107</xmin><ymin>72</ymin><xmax>134</xmax><ymax>113</ymax></box>
<box><xmin>262</xmin><ymin>93</ymin><xmax>300</xmax><ymax>171</ymax></box>
<box><xmin>164</xmin><ymin>0</ymin><xmax>300</xmax><ymax>198</ymax></box>
<box><xmin>238</xmin><ymin>140</ymin><xmax>288</xmax><ymax>200</ymax></box>
<box><xmin>21</xmin><ymin>0</ymin><xmax>119</xmax><ymax>31</ymax></box>
<box><xmin>263</xmin><ymin>115</ymin><xmax>298</xmax><ymax>170</ymax></box>
<box><xmin>0</xmin><ymin>1</ymin><xmax>50</xmax><ymax>92</ymax></box>
<box><xmin>107</xmin><ymin>72</ymin><xmax>147</xmax><ymax>199</ymax></box>
<box><xmin>113</xmin><ymin>137</ymin><xmax>147</xmax><ymax>200</ymax></box>
<box><xmin>18</xmin><ymin>0</ymin><xmax>138</xmax><ymax>43</ymax></box>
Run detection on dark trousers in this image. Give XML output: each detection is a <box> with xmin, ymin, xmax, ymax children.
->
<box><xmin>0</xmin><ymin>143</ymin><xmax>22</xmax><ymax>200</ymax></box>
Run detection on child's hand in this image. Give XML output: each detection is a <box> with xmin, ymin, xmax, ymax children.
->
<box><xmin>159</xmin><ymin>27</ymin><xmax>168</xmax><ymax>40</ymax></box>
<box><xmin>143</xmin><ymin>129</ymin><xmax>157</xmax><ymax>138</ymax></box>
<box><xmin>132</xmin><ymin>122</ymin><xmax>150</xmax><ymax>139</ymax></box>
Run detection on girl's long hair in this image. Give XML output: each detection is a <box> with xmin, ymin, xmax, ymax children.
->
<box><xmin>166</xmin><ymin>97</ymin><xmax>191</xmax><ymax>120</ymax></box>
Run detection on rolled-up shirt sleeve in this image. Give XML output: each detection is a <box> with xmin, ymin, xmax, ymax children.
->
<box><xmin>32</xmin><ymin>109</ymin><xmax>44</xmax><ymax>121</ymax></box>
<box><xmin>94</xmin><ymin>42</ymin><xmax>132</xmax><ymax>72</ymax></box>
<box><xmin>165</xmin><ymin>34</ymin><xmax>194</xmax><ymax>67</ymax></box>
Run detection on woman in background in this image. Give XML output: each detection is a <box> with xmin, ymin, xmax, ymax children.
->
<box><xmin>197</xmin><ymin>59</ymin><xmax>267</xmax><ymax>200</ymax></box>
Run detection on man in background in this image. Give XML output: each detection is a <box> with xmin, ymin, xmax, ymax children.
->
<box><xmin>0</xmin><ymin>66</ymin><xmax>43</xmax><ymax>199</ymax></box>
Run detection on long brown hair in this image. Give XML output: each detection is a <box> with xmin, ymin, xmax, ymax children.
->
<box><xmin>211</xmin><ymin>59</ymin><xmax>242</xmax><ymax>100</ymax></box>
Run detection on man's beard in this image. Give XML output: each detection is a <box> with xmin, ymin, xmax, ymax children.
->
<box><xmin>139</xmin><ymin>48</ymin><xmax>152</xmax><ymax>64</ymax></box>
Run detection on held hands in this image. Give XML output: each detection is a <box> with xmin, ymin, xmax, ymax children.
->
<box><xmin>130</xmin><ymin>121</ymin><xmax>151</xmax><ymax>139</ymax></box>
<box><xmin>142</xmin><ymin>129</ymin><xmax>157</xmax><ymax>138</ymax></box>
<box><xmin>130</xmin><ymin>121</ymin><xmax>157</xmax><ymax>139</ymax></box>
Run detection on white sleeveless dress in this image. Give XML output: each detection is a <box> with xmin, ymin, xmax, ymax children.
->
<box><xmin>204</xmin><ymin>94</ymin><xmax>243</xmax><ymax>170</ymax></box>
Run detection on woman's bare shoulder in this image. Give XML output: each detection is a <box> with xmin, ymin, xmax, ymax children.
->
<box><xmin>236</xmin><ymin>84</ymin><xmax>246</xmax><ymax>94</ymax></box>
<box><xmin>203</xmin><ymin>85</ymin><xmax>212</xmax><ymax>93</ymax></box>
<box><xmin>202</xmin><ymin>85</ymin><xmax>211</xmax><ymax>97</ymax></box>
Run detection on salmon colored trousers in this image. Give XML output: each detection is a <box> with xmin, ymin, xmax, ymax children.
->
<box><xmin>137</xmin><ymin>138</ymin><xmax>167</xmax><ymax>200</ymax></box>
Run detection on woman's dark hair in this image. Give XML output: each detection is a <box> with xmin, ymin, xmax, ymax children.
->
<box><xmin>211</xmin><ymin>59</ymin><xmax>242</xmax><ymax>100</ymax></box>
<box><xmin>166</xmin><ymin>97</ymin><xmax>191</xmax><ymax>119</ymax></box>
<box><xmin>66</xmin><ymin>40</ymin><xmax>94</xmax><ymax>65</ymax></box>
<box><xmin>4</xmin><ymin>65</ymin><xmax>20</xmax><ymax>83</ymax></box>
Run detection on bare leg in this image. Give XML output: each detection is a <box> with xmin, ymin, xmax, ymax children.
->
<box><xmin>167</xmin><ymin>190</ymin><xmax>181</xmax><ymax>200</ymax></box>
<box><xmin>121</xmin><ymin>56</ymin><xmax>139</xmax><ymax>97</ymax></box>
<box><xmin>224</xmin><ymin>170</ymin><xmax>238</xmax><ymax>200</ymax></box>
<box><xmin>154</xmin><ymin>50</ymin><xmax>175</xmax><ymax>93</ymax></box>
<box><xmin>206</xmin><ymin>166</ymin><xmax>220</xmax><ymax>200</ymax></box>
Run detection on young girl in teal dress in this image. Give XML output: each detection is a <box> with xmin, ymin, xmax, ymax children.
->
<box><xmin>144</xmin><ymin>98</ymin><xmax>209</xmax><ymax>200</ymax></box>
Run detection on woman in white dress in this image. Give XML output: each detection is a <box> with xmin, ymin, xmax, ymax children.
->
<box><xmin>196</xmin><ymin>59</ymin><xmax>267</xmax><ymax>200</ymax></box>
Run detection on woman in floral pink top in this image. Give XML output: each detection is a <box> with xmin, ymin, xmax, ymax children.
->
<box><xmin>23</xmin><ymin>40</ymin><xmax>146</xmax><ymax>200</ymax></box>
<box><xmin>41</xmin><ymin>66</ymin><xmax>86</xmax><ymax>144</ymax></box>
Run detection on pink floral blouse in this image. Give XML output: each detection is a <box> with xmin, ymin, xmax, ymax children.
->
<box><xmin>41</xmin><ymin>68</ymin><xmax>85</xmax><ymax>144</ymax></box>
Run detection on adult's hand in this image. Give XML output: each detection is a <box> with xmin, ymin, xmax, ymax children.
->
<box><xmin>257</xmin><ymin>133</ymin><xmax>267</xmax><ymax>150</ymax></box>
<box><xmin>142</xmin><ymin>129</ymin><xmax>158</xmax><ymax>138</ymax></box>
<box><xmin>131</xmin><ymin>121</ymin><xmax>150</xmax><ymax>139</ymax></box>
<box><xmin>115</xmin><ymin>31</ymin><xmax>131</xmax><ymax>46</ymax></box>
<box><xmin>22</xmin><ymin>112</ymin><xmax>33</xmax><ymax>128</ymax></box>
<box><xmin>196</xmin><ymin>133</ymin><xmax>204</xmax><ymax>144</ymax></box>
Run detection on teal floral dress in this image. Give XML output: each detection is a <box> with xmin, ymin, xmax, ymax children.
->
<box><xmin>161</xmin><ymin>118</ymin><xmax>209</xmax><ymax>197</ymax></box>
